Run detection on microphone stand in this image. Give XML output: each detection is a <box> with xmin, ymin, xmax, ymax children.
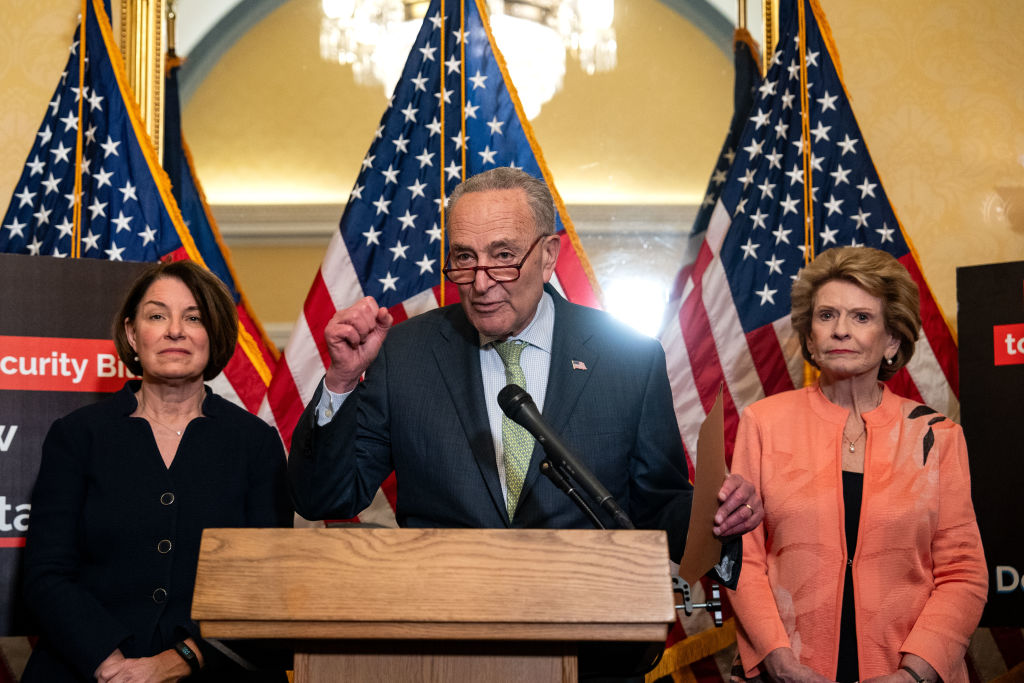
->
<box><xmin>539</xmin><ymin>459</ymin><xmax>605</xmax><ymax>530</ymax></box>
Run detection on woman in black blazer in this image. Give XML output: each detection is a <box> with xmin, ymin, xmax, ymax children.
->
<box><xmin>21</xmin><ymin>261</ymin><xmax>292</xmax><ymax>682</ymax></box>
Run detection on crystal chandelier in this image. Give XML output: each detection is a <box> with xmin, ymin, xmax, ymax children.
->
<box><xmin>319</xmin><ymin>0</ymin><xmax>617</xmax><ymax>119</ymax></box>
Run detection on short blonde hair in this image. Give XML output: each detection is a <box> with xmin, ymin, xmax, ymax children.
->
<box><xmin>790</xmin><ymin>247</ymin><xmax>920</xmax><ymax>381</ymax></box>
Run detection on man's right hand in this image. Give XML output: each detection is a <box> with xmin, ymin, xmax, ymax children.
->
<box><xmin>323</xmin><ymin>297</ymin><xmax>393</xmax><ymax>394</ymax></box>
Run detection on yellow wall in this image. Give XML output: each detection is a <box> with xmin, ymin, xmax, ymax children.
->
<box><xmin>2</xmin><ymin>0</ymin><xmax>1023</xmax><ymax>334</ymax></box>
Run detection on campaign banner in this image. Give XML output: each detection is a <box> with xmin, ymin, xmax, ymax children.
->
<box><xmin>957</xmin><ymin>259</ymin><xmax>1024</xmax><ymax>627</ymax></box>
<box><xmin>0</xmin><ymin>253</ymin><xmax>148</xmax><ymax>635</ymax></box>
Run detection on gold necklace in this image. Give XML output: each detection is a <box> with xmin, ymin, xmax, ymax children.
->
<box><xmin>843</xmin><ymin>428</ymin><xmax>864</xmax><ymax>453</ymax></box>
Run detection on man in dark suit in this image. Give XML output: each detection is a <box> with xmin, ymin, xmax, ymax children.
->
<box><xmin>289</xmin><ymin>166</ymin><xmax>762</xmax><ymax>554</ymax></box>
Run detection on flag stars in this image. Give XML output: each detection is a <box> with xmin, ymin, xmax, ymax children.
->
<box><xmin>401</xmin><ymin>103</ymin><xmax>418</xmax><ymax>123</ymax></box>
<box><xmin>104</xmin><ymin>241</ymin><xmax>125</xmax><ymax>261</ymax></box>
<box><xmin>757</xmin><ymin>79</ymin><xmax>778</xmax><ymax>97</ymax></box>
<box><xmin>785</xmin><ymin>164</ymin><xmax>804</xmax><ymax>186</ymax></box>
<box><xmin>743</xmin><ymin>137</ymin><xmax>764</xmax><ymax>160</ymax></box>
<box><xmin>876</xmin><ymin>222</ymin><xmax>895</xmax><ymax>243</ymax></box>
<box><xmin>765</xmin><ymin>254</ymin><xmax>785</xmax><ymax>276</ymax></box>
<box><xmin>426</xmin><ymin>223</ymin><xmax>442</xmax><ymax>242</ymax></box>
<box><xmin>363</xmin><ymin>225</ymin><xmax>382</xmax><ymax>245</ymax></box>
<box><xmin>820</xmin><ymin>224</ymin><xmax>839</xmax><ymax>246</ymax></box>
<box><xmin>94</xmin><ymin>167</ymin><xmax>114</xmax><ymax>188</ymax></box>
<box><xmin>824</xmin><ymin>194</ymin><xmax>843</xmax><ymax>216</ymax></box>
<box><xmin>781</xmin><ymin>89</ymin><xmax>795</xmax><ymax>109</ymax></box>
<box><xmin>375</xmin><ymin>124</ymin><xmax>385</xmax><ymax>139</ymax></box>
<box><xmin>427</xmin><ymin>117</ymin><xmax>442</xmax><ymax>136</ymax></box>
<box><xmin>51</xmin><ymin>141</ymin><xmax>72</xmax><ymax>163</ymax></box>
<box><xmin>755</xmin><ymin>283</ymin><xmax>778</xmax><ymax>306</ymax></box>
<box><xmin>810</xmin><ymin>120</ymin><xmax>831</xmax><ymax>143</ymax></box>
<box><xmin>372</xmin><ymin>196</ymin><xmax>392</xmax><ymax>215</ymax></box>
<box><xmin>378</xmin><ymin>271</ymin><xmax>399</xmax><ymax>292</ymax></box>
<box><xmin>479</xmin><ymin>145</ymin><xmax>497</xmax><ymax>165</ymax></box>
<box><xmin>407</xmin><ymin>178</ymin><xmax>427</xmax><ymax>198</ymax></box>
<box><xmin>15</xmin><ymin>187</ymin><xmax>36</xmax><ymax>208</ymax></box>
<box><xmin>750</xmin><ymin>208</ymin><xmax>768</xmax><ymax>230</ymax></box>
<box><xmin>857</xmin><ymin>178</ymin><xmax>877</xmax><ymax>199</ymax></box>
<box><xmin>87</xmin><ymin>89</ymin><xmax>104</xmax><ymax>112</ymax></box>
<box><xmin>112</xmin><ymin>210</ymin><xmax>133</xmax><ymax>232</ymax></box>
<box><xmin>740</xmin><ymin>168</ymin><xmax>757</xmax><ymax>189</ymax></box>
<box><xmin>465</xmin><ymin>101</ymin><xmax>479</xmax><ymax>119</ymax></box>
<box><xmin>41</xmin><ymin>173</ymin><xmax>61</xmax><ymax>194</ymax></box>
<box><xmin>444</xmin><ymin>55</ymin><xmax>461</xmax><ymax>75</ymax></box>
<box><xmin>410</xmin><ymin>72</ymin><xmax>429</xmax><ymax>91</ymax></box>
<box><xmin>26</xmin><ymin>236</ymin><xmax>43</xmax><ymax>255</ymax></box>
<box><xmin>774</xmin><ymin>120</ymin><xmax>789</xmax><ymax>139</ymax></box>
<box><xmin>419</xmin><ymin>44</ymin><xmax>437</xmax><ymax>61</ymax></box>
<box><xmin>450</xmin><ymin>131</ymin><xmax>468</xmax><ymax>150</ymax></box>
<box><xmin>3</xmin><ymin>218</ymin><xmax>27</xmax><ymax>239</ymax></box>
<box><xmin>392</xmin><ymin>134</ymin><xmax>410</xmax><ymax>154</ymax></box>
<box><xmin>416</xmin><ymin>149</ymin><xmax>435</xmax><ymax>168</ymax></box>
<box><xmin>469</xmin><ymin>70</ymin><xmax>487</xmax><ymax>89</ymax></box>
<box><xmin>830</xmin><ymin>164</ymin><xmax>851</xmax><ymax>185</ymax></box>
<box><xmin>838</xmin><ymin>134</ymin><xmax>859</xmax><ymax>156</ymax></box>
<box><xmin>139</xmin><ymin>225</ymin><xmax>157</xmax><ymax>246</ymax></box>
<box><xmin>81</xmin><ymin>229</ymin><xmax>101</xmax><ymax>251</ymax></box>
<box><xmin>350</xmin><ymin>183</ymin><xmax>364</xmax><ymax>201</ymax></box>
<box><xmin>711</xmin><ymin>168</ymin><xmax>727</xmax><ymax>185</ymax></box>
<box><xmin>817</xmin><ymin>90</ymin><xmax>838</xmax><ymax>112</ymax></box>
<box><xmin>445</xmin><ymin>160</ymin><xmax>462</xmax><ymax>181</ymax></box>
<box><xmin>397</xmin><ymin>210</ymin><xmax>418</xmax><ymax>230</ymax></box>
<box><xmin>55</xmin><ymin>217</ymin><xmax>74</xmax><ymax>239</ymax></box>
<box><xmin>772</xmin><ymin>225</ymin><xmax>792</xmax><ymax>245</ymax></box>
<box><xmin>37</xmin><ymin>126</ymin><xmax>53</xmax><ymax>145</ymax></box>
<box><xmin>750</xmin><ymin>108</ymin><xmax>770</xmax><ymax>129</ymax></box>
<box><xmin>85</xmin><ymin>124</ymin><xmax>97</xmax><ymax>144</ymax></box>
<box><xmin>852</xmin><ymin>208</ymin><xmax>871</xmax><ymax>229</ymax></box>
<box><xmin>416</xmin><ymin>254</ymin><xmax>437</xmax><ymax>274</ymax></box>
<box><xmin>757</xmin><ymin>180</ymin><xmax>776</xmax><ymax>200</ymax></box>
<box><xmin>60</xmin><ymin>111</ymin><xmax>78</xmax><ymax>132</ymax></box>
<box><xmin>362</xmin><ymin>153</ymin><xmax>376</xmax><ymax>170</ymax></box>
<box><xmin>779</xmin><ymin>195</ymin><xmax>800</xmax><ymax>216</ymax></box>
<box><xmin>33</xmin><ymin>205</ymin><xmax>52</xmax><ymax>226</ymax></box>
<box><xmin>765</xmin><ymin>149</ymin><xmax>783</xmax><ymax>170</ymax></box>
<box><xmin>486</xmin><ymin>116</ymin><xmax>505</xmax><ymax>136</ymax></box>
<box><xmin>390</xmin><ymin>241</ymin><xmax>410</xmax><ymax>260</ymax></box>
<box><xmin>741</xmin><ymin>237</ymin><xmax>760</xmax><ymax>260</ymax></box>
<box><xmin>119</xmin><ymin>180</ymin><xmax>137</xmax><ymax>202</ymax></box>
<box><xmin>806</xmin><ymin>49</ymin><xmax>820</xmax><ymax>67</ymax></box>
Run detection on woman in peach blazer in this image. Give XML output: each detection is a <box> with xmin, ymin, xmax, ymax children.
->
<box><xmin>729</xmin><ymin>247</ymin><xmax>987</xmax><ymax>683</ymax></box>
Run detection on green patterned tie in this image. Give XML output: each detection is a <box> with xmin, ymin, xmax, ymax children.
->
<box><xmin>493</xmin><ymin>340</ymin><xmax>533</xmax><ymax>518</ymax></box>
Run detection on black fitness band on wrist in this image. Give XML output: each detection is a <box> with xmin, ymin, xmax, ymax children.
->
<box><xmin>901</xmin><ymin>665</ymin><xmax>926</xmax><ymax>683</ymax></box>
<box><xmin>173</xmin><ymin>640</ymin><xmax>201</xmax><ymax>676</ymax></box>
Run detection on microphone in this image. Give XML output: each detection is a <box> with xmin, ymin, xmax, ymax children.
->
<box><xmin>498</xmin><ymin>384</ymin><xmax>634</xmax><ymax>529</ymax></box>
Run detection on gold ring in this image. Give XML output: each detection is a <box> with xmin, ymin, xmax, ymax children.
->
<box><xmin>744</xmin><ymin>504</ymin><xmax>754</xmax><ymax>514</ymax></box>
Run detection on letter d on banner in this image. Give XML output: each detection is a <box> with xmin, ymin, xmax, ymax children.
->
<box><xmin>996</xmin><ymin>566</ymin><xmax>1021</xmax><ymax>593</ymax></box>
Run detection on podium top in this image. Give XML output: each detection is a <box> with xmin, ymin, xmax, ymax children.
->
<box><xmin>192</xmin><ymin>527</ymin><xmax>676</xmax><ymax>642</ymax></box>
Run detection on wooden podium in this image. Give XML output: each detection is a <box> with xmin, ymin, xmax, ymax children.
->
<box><xmin>192</xmin><ymin>527</ymin><xmax>676</xmax><ymax>682</ymax></box>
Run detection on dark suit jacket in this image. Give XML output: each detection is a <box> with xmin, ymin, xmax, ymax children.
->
<box><xmin>22</xmin><ymin>382</ymin><xmax>292</xmax><ymax>682</ymax></box>
<box><xmin>289</xmin><ymin>285</ymin><xmax>693</xmax><ymax>560</ymax></box>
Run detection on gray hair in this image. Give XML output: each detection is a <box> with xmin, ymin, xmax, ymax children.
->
<box><xmin>445</xmin><ymin>167</ymin><xmax>556</xmax><ymax>237</ymax></box>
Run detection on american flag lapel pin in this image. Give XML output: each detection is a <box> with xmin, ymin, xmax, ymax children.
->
<box><xmin>571</xmin><ymin>360</ymin><xmax>587</xmax><ymax>371</ymax></box>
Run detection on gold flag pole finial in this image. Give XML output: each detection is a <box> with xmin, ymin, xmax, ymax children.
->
<box><xmin>119</xmin><ymin>0</ymin><xmax>165</xmax><ymax>161</ymax></box>
<box><xmin>167</xmin><ymin>0</ymin><xmax>177</xmax><ymax>56</ymax></box>
<box><xmin>738</xmin><ymin>0</ymin><xmax>747</xmax><ymax>30</ymax></box>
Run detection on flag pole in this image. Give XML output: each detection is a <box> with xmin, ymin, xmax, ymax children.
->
<box><xmin>438</xmin><ymin>0</ymin><xmax>449</xmax><ymax>307</ymax></box>
<box><xmin>72</xmin><ymin>0</ymin><xmax>88</xmax><ymax>259</ymax></box>
<box><xmin>761</xmin><ymin>0</ymin><xmax>778</xmax><ymax>74</ymax></box>
<box><xmin>738</xmin><ymin>0</ymin><xmax>747</xmax><ymax>30</ymax></box>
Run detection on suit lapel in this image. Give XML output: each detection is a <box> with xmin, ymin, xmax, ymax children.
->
<box><xmin>520</xmin><ymin>289</ymin><xmax>598</xmax><ymax>501</ymax></box>
<box><xmin>433</xmin><ymin>305</ymin><xmax>510</xmax><ymax>524</ymax></box>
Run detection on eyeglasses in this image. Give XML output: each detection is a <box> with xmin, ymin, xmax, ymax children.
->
<box><xmin>442</xmin><ymin>234</ymin><xmax>550</xmax><ymax>285</ymax></box>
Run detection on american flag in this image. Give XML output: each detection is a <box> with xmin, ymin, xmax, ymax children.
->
<box><xmin>164</xmin><ymin>53</ymin><xmax>279</xmax><ymax>412</ymax></box>
<box><xmin>261</xmin><ymin>0</ymin><xmax>600</xmax><ymax>524</ymax></box>
<box><xmin>659</xmin><ymin>0</ymin><xmax>959</xmax><ymax>471</ymax></box>
<box><xmin>0</xmin><ymin>0</ymin><xmax>275</xmax><ymax>412</ymax></box>
<box><xmin>651</xmin><ymin>28</ymin><xmax>764</xmax><ymax>683</ymax></box>
<box><xmin>668</xmin><ymin>28</ymin><xmax>762</xmax><ymax>314</ymax></box>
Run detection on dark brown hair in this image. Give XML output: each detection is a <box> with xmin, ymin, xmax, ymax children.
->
<box><xmin>790</xmin><ymin>246</ymin><xmax>920</xmax><ymax>381</ymax></box>
<box><xmin>113</xmin><ymin>260</ymin><xmax>238</xmax><ymax>381</ymax></box>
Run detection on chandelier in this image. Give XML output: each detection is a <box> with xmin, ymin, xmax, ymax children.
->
<box><xmin>319</xmin><ymin>0</ymin><xmax>617</xmax><ymax>119</ymax></box>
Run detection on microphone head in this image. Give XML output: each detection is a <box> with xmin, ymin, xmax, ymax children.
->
<box><xmin>498</xmin><ymin>384</ymin><xmax>534</xmax><ymax>419</ymax></box>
